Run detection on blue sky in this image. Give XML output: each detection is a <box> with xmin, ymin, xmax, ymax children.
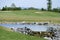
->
<box><xmin>0</xmin><ymin>0</ymin><xmax>60</xmax><ymax>9</ymax></box>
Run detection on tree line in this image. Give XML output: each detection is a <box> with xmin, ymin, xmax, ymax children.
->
<box><xmin>1</xmin><ymin>6</ymin><xmax>60</xmax><ymax>13</ymax></box>
<box><xmin>1</xmin><ymin>0</ymin><xmax>60</xmax><ymax>13</ymax></box>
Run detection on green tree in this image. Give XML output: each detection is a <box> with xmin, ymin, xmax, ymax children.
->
<box><xmin>2</xmin><ymin>7</ymin><xmax>6</xmax><ymax>11</ymax></box>
<box><xmin>2</xmin><ymin>6</ymin><xmax>8</xmax><ymax>11</ymax></box>
<box><xmin>41</xmin><ymin>8</ymin><xmax>46</xmax><ymax>11</ymax></box>
<box><xmin>52</xmin><ymin>8</ymin><xmax>60</xmax><ymax>13</ymax></box>
<box><xmin>28</xmin><ymin>7</ymin><xmax>38</xmax><ymax>10</ymax></box>
<box><xmin>47</xmin><ymin>0</ymin><xmax>52</xmax><ymax>11</ymax></box>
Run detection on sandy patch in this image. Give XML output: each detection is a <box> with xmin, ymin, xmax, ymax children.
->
<box><xmin>0</xmin><ymin>11</ymin><xmax>12</xmax><ymax>12</ymax></box>
<box><xmin>35</xmin><ymin>12</ymin><xmax>43</xmax><ymax>14</ymax></box>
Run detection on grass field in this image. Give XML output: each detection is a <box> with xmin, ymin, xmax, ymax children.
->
<box><xmin>0</xmin><ymin>10</ymin><xmax>60</xmax><ymax>23</ymax></box>
<box><xmin>0</xmin><ymin>26</ymin><xmax>46</xmax><ymax>40</ymax></box>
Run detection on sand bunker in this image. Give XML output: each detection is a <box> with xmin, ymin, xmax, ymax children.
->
<box><xmin>35</xmin><ymin>12</ymin><xmax>43</xmax><ymax>14</ymax></box>
<box><xmin>0</xmin><ymin>11</ymin><xmax>12</xmax><ymax>12</ymax></box>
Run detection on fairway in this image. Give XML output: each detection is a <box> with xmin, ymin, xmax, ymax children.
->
<box><xmin>0</xmin><ymin>10</ymin><xmax>60</xmax><ymax>23</ymax></box>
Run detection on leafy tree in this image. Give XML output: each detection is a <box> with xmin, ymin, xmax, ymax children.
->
<box><xmin>41</xmin><ymin>8</ymin><xmax>46</xmax><ymax>11</ymax></box>
<box><xmin>47</xmin><ymin>0</ymin><xmax>52</xmax><ymax>11</ymax></box>
<box><xmin>52</xmin><ymin>8</ymin><xmax>60</xmax><ymax>13</ymax></box>
<box><xmin>2</xmin><ymin>3</ymin><xmax>21</xmax><ymax>11</ymax></box>
<box><xmin>2</xmin><ymin>5</ymin><xmax>8</xmax><ymax>11</ymax></box>
<box><xmin>27</xmin><ymin>7</ymin><xmax>38</xmax><ymax>10</ymax></box>
<box><xmin>2</xmin><ymin>7</ymin><xmax>6</xmax><ymax>11</ymax></box>
<box><xmin>23</xmin><ymin>8</ymin><xmax>28</xmax><ymax>10</ymax></box>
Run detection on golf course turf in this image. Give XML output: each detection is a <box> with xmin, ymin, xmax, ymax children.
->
<box><xmin>0</xmin><ymin>10</ymin><xmax>60</xmax><ymax>23</ymax></box>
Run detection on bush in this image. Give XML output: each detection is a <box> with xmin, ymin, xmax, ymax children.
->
<box><xmin>52</xmin><ymin>8</ymin><xmax>60</xmax><ymax>13</ymax></box>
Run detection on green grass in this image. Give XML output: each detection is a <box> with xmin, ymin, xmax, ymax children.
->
<box><xmin>0</xmin><ymin>26</ymin><xmax>46</xmax><ymax>40</ymax></box>
<box><xmin>0</xmin><ymin>10</ymin><xmax>60</xmax><ymax>23</ymax></box>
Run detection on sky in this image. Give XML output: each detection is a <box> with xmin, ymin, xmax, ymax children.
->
<box><xmin>0</xmin><ymin>0</ymin><xmax>60</xmax><ymax>9</ymax></box>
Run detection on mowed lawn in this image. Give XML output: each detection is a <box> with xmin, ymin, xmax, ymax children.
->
<box><xmin>0</xmin><ymin>10</ymin><xmax>60</xmax><ymax>23</ymax></box>
<box><xmin>0</xmin><ymin>26</ymin><xmax>46</xmax><ymax>40</ymax></box>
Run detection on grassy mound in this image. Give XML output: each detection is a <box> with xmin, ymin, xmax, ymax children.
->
<box><xmin>0</xmin><ymin>26</ymin><xmax>46</xmax><ymax>40</ymax></box>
